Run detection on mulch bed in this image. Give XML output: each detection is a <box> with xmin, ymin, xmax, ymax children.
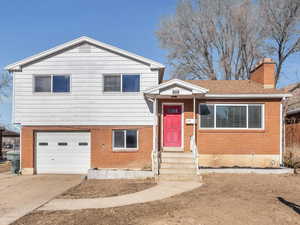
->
<box><xmin>59</xmin><ymin>178</ymin><xmax>157</xmax><ymax>199</ymax></box>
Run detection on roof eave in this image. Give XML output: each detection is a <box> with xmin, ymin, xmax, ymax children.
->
<box><xmin>205</xmin><ymin>93</ymin><xmax>292</xmax><ymax>99</ymax></box>
<box><xmin>287</xmin><ymin>108</ymin><xmax>300</xmax><ymax>116</ymax></box>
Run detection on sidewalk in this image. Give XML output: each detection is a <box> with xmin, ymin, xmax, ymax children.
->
<box><xmin>38</xmin><ymin>181</ymin><xmax>202</xmax><ymax>211</ymax></box>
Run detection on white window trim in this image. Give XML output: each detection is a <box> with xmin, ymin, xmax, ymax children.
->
<box><xmin>198</xmin><ymin>103</ymin><xmax>265</xmax><ymax>130</ymax></box>
<box><xmin>33</xmin><ymin>74</ymin><xmax>71</xmax><ymax>94</ymax></box>
<box><xmin>112</xmin><ymin>129</ymin><xmax>139</xmax><ymax>151</ymax></box>
<box><xmin>103</xmin><ymin>74</ymin><xmax>140</xmax><ymax>93</ymax></box>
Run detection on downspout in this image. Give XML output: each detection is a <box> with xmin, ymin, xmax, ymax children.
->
<box><xmin>193</xmin><ymin>95</ymin><xmax>199</xmax><ymax>173</ymax></box>
<box><xmin>19</xmin><ymin>126</ymin><xmax>22</xmax><ymax>174</ymax></box>
<box><xmin>193</xmin><ymin>95</ymin><xmax>196</xmax><ymax>145</ymax></box>
<box><xmin>280</xmin><ymin>97</ymin><xmax>285</xmax><ymax>166</ymax></box>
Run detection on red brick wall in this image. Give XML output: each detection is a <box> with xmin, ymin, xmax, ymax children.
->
<box><xmin>250</xmin><ymin>62</ymin><xmax>275</xmax><ymax>88</ymax></box>
<box><xmin>158</xmin><ymin>99</ymin><xmax>281</xmax><ymax>155</ymax></box>
<box><xmin>21</xmin><ymin>126</ymin><xmax>153</xmax><ymax>172</ymax></box>
<box><xmin>197</xmin><ymin>99</ymin><xmax>281</xmax><ymax>155</ymax></box>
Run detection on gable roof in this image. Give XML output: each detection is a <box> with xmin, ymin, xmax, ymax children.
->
<box><xmin>144</xmin><ymin>79</ymin><xmax>209</xmax><ymax>95</ymax></box>
<box><xmin>5</xmin><ymin>36</ymin><xmax>165</xmax><ymax>72</ymax></box>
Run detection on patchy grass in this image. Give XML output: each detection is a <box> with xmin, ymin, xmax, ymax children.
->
<box><xmin>12</xmin><ymin>174</ymin><xmax>300</xmax><ymax>225</ymax></box>
<box><xmin>59</xmin><ymin>178</ymin><xmax>156</xmax><ymax>199</ymax></box>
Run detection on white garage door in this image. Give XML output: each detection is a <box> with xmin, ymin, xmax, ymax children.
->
<box><xmin>36</xmin><ymin>132</ymin><xmax>91</xmax><ymax>174</ymax></box>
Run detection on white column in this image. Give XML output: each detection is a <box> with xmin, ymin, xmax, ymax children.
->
<box><xmin>152</xmin><ymin>97</ymin><xmax>158</xmax><ymax>174</ymax></box>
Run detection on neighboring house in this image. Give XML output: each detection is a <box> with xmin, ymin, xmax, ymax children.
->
<box><xmin>2</xmin><ymin>129</ymin><xmax>20</xmax><ymax>159</ymax></box>
<box><xmin>5</xmin><ymin>36</ymin><xmax>291</xmax><ymax>177</ymax></box>
<box><xmin>284</xmin><ymin>82</ymin><xmax>300</xmax><ymax>120</ymax></box>
<box><xmin>284</xmin><ymin>82</ymin><xmax>300</xmax><ymax>164</ymax></box>
<box><xmin>0</xmin><ymin>126</ymin><xmax>4</xmax><ymax>160</ymax></box>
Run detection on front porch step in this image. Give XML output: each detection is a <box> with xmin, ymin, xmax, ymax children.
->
<box><xmin>163</xmin><ymin>147</ymin><xmax>183</xmax><ymax>152</ymax></box>
<box><xmin>161</xmin><ymin>152</ymin><xmax>193</xmax><ymax>158</ymax></box>
<box><xmin>160</xmin><ymin>163</ymin><xmax>195</xmax><ymax>169</ymax></box>
<box><xmin>159</xmin><ymin>174</ymin><xmax>201</xmax><ymax>182</ymax></box>
<box><xmin>159</xmin><ymin>168</ymin><xmax>196</xmax><ymax>175</ymax></box>
<box><xmin>161</xmin><ymin>157</ymin><xmax>195</xmax><ymax>164</ymax></box>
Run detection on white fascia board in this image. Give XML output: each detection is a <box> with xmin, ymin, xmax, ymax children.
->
<box><xmin>5</xmin><ymin>36</ymin><xmax>165</xmax><ymax>71</ymax></box>
<box><xmin>205</xmin><ymin>93</ymin><xmax>292</xmax><ymax>99</ymax></box>
<box><xmin>144</xmin><ymin>79</ymin><xmax>209</xmax><ymax>94</ymax></box>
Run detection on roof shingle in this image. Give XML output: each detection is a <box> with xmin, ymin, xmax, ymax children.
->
<box><xmin>163</xmin><ymin>80</ymin><xmax>287</xmax><ymax>94</ymax></box>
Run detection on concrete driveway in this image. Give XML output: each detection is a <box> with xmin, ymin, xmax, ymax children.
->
<box><xmin>0</xmin><ymin>172</ymin><xmax>82</xmax><ymax>225</ymax></box>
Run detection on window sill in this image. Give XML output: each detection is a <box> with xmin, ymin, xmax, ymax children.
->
<box><xmin>198</xmin><ymin>129</ymin><xmax>265</xmax><ymax>133</ymax></box>
<box><xmin>33</xmin><ymin>92</ymin><xmax>71</xmax><ymax>95</ymax></box>
<box><xmin>102</xmin><ymin>92</ymin><xmax>141</xmax><ymax>95</ymax></box>
<box><xmin>112</xmin><ymin>148</ymin><xmax>139</xmax><ymax>152</ymax></box>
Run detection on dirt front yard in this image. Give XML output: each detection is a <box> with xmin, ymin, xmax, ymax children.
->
<box><xmin>12</xmin><ymin>174</ymin><xmax>300</xmax><ymax>225</ymax></box>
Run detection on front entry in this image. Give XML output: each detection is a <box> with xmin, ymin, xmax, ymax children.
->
<box><xmin>163</xmin><ymin>105</ymin><xmax>182</xmax><ymax>148</ymax></box>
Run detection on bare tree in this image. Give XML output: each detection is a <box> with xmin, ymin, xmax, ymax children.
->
<box><xmin>157</xmin><ymin>0</ymin><xmax>264</xmax><ymax>80</ymax></box>
<box><xmin>157</xmin><ymin>0</ymin><xmax>300</xmax><ymax>85</ymax></box>
<box><xmin>0</xmin><ymin>71</ymin><xmax>12</xmax><ymax>103</ymax></box>
<box><xmin>261</xmin><ymin>0</ymin><xmax>300</xmax><ymax>86</ymax></box>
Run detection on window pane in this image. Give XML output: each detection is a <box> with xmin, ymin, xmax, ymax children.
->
<box><xmin>248</xmin><ymin>105</ymin><xmax>262</xmax><ymax>128</ymax></box>
<box><xmin>35</xmin><ymin>76</ymin><xmax>51</xmax><ymax>92</ymax></box>
<box><xmin>114</xmin><ymin>130</ymin><xmax>125</xmax><ymax>148</ymax></box>
<box><xmin>104</xmin><ymin>75</ymin><xmax>121</xmax><ymax>92</ymax></box>
<box><xmin>122</xmin><ymin>75</ymin><xmax>140</xmax><ymax>92</ymax></box>
<box><xmin>53</xmin><ymin>75</ymin><xmax>70</xmax><ymax>92</ymax></box>
<box><xmin>126</xmin><ymin>130</ymin><xmax>137</xmax><ymax>148</ymax></box>
<box><xmin>216</xmin><ymin>106</ymin><xmax>247</xmax><ymax>128</ymax></box>
<box><xmin>200</xmin><ymin>104</ymin><xmax>214</xmax><ymax>128</ymax></box>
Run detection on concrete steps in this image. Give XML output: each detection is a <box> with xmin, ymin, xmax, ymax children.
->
<box><xmin>160</xmin><ymin>163</ymin><xmax>195</xmax><ymax>169</ymax></box>
<box><xmin>159</xmin><ymin>151</ymin><xmax>199</xmax><ymax>182</ymax></box>
<box><xmin>159</xmin><ymin>174</ymin><xmax>201</xmax><ymax>182</ymax></box>
<box><xmin>160</xmin><ymin>168</ymin><xmax>195</xmax><ymax>175</ymax></box>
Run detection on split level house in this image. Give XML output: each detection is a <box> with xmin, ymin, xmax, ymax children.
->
<box><xmin>5</xmin><ymin>36</ymin><xmax>291</xmax><ymax>179</ymax></box>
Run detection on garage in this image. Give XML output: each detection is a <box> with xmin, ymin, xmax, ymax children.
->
<box><xmin>35</xmin><ymin>132</ymin><xmax>91</xmax><ymax>174</ymax></box>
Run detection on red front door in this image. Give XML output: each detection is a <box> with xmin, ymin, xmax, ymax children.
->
<box><xmin>163</xmin><ymin>105</ymin><xmax>182</xmax><ymax>147</ymax></box>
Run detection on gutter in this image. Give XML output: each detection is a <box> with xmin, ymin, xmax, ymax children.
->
<box><xmin>205</xmin><ymin>93</ymin><xmax>292</xmax><ymax>99</ymax></box>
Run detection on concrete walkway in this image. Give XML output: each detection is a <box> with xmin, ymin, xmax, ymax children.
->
<box><xmin>39</xmin><ymin>181</ymin><xmax>202</xmax><ymax>211</ymax></box>
<box><xmin>0</xmin><ymin>173</ymin><xmax>82</xmax><ymax>225</ymax></box>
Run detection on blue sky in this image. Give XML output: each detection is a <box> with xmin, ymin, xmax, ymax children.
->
<box><xmin>0</xmin><ymin>0</ymin><xmax>299</xmax><ymax>129</ymax></box>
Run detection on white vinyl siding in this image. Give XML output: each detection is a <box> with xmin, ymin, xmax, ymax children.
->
<box><xmin>13</xmin><ymin>43</ymin><xmax>159</xmax><ymax>125</ymax></box>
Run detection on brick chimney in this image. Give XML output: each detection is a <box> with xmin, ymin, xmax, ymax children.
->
<box><xmin>250</xmin><ymin>58</ymin><xmax>276</xmax><ymax>88</ymax></box>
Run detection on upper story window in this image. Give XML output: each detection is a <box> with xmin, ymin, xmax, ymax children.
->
<box><xmin>199</xmin><ymin>104</ymin><xmax>264</xmax><ymax>129</ymax></box>
<box><xmin>103</xmin><ymin>74</ymin><xmax>140</xmax><ymax>92</ymax></box>
<box><xmin>34</xmin><ymin>75</ymin><xmax>70</xmax><ymax>93</ymax></box>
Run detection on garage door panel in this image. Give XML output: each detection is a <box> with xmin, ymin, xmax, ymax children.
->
<box><xmin>36</xmin><ymin>132</ymin><xmax>91</xmax><ymax>174</ymax></box>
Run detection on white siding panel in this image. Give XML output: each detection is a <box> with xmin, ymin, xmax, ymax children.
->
<box><xmin>13</xmin><ymin>43</ymin><xmax>159</xmax><ymax>126</ymax></box>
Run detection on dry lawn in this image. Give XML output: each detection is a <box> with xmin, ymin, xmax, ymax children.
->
<box><xmin>12</xmin><ymin>174</ymin><xmax>300</xmax><ymax>225</ymax></box>
<box><xmin>60</xmin><ymin>178</ymin><xmax>156</xmax><ymax>199</ymax></box>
